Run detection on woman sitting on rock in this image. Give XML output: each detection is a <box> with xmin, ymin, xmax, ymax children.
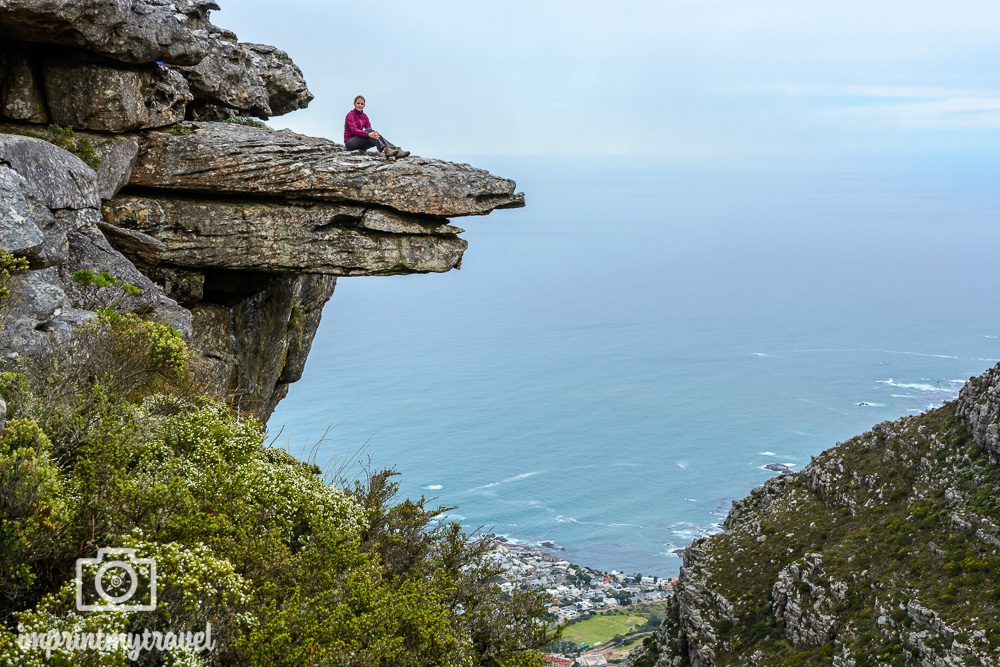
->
<box><xmin>343</xmin><ymin>95</ymin><xmax>410</xmax><ymax>158</ymax></box>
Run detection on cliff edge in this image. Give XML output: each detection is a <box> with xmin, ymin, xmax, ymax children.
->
<box><xmin>0</xmin><ymin>1</ymin><xmax>523</xmax><ymax>419</ymax></box>
<box><xmin>631</xmin><ymin>364</ymin><xmax>1000</xmax><ymax>667</ymax></box>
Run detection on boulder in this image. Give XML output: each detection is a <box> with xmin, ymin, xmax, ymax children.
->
<box><xmin>0</xmin><ymin>0</ymin><xmax>218</xmax><ymax>66</ymax></box>
<box><xmin>0</xmin><ymin>122</ymin><xmax>141</xmax><ymax>200</ymax></box>
<box><xmin>176</xmin><ymin>27</ymin><xmax>271</xmax><ymax>118</ymax></box>
<box><xmin>244</xmin><ymin>42</ymin><xmax>312</xmax><ymax>116</ymax></box>
<box><xmin>90</xmin><ymin>134</ymin><xmax>141</xmax><ymax>199</ymax></box>
<box><xmin>129</xmin><ymin>122</ymin><xmax>526</xmax><ymax>217</ymax></box>
<box><xmin>0</xmin><ymin>165</ymin><xmax>45</xmax><ymax>256</ymax></box>
<box><xmin>174</xmin><ymin>26</ymin><xmax>312</xmax><ymax>119</ymax></box>
<box><xmin>101</xmin><ymin>195</ymin><xmax>468</xmax><ymax>275</ymax></box>
<box><xmin>3</xmin><ymin>266</ymin><xmax>64</xmax><ymax>324</ymax></box>
<box><xmin>0</xmin><ymin>133</ymin><xmax>99</xmax><ymax>210</ymax></box>
<box><xmin>44</xmin><ymin>56</ymin><xmax>192</xmax><ymax>132</ymax></box>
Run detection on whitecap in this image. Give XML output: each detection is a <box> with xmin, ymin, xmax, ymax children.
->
<box><xmin>751</xmin><ymin>352</ymin><xmax>771</xmax><ymax>358</ymax></box>
<box><xmin>424</xmin><ymin>484</ymin><xmax>444</xmax><ymax>491</ymax></box>
<box><xmin>467</xmin><ymin>470</ymin><xmax>545</xmax><ymax>492</ymax></box>
<box><xmin>669</xmin><ymin>521</ymin><xmax>719</xmax><ymax>542</ymax></box>
<box><xmin>661</xmin><ymin>544</ymin><xmax>684</xmax><ymax>559</ymax></box>
<box><xmin>676</xmin><ymin>461</ymin><xmax>689</xmax><ymax>470</ymax></box>
<box><xmin>877</xmin><ymin>379</ymin><xmax>949</xmax><ymax>393</ymax></box>
<box><xmin>757</xmin><ymin>451</ymin><xmax>776</xmax><ymax>456</ymax></box>
<box><xmin>790</xmin><ymin>347</ymin><xmax>998</xmax><ymax>361</ymax></box>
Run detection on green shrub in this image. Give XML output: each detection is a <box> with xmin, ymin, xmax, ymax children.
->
<box><xmin>165</xmin><ymin>123</ymin><xmax>191</xmax><ymax>136</ymax></box>
<box><xmin>97</xmin><ymin>310</ymin><xmax>187</xmax><ymax>380</ymax></box>
<box><xmin>71</xmin><ymin>270</ymin><xmax>141</xmax><ymax>311</ymax></box>
<box><xmin>0</xmin><ymin>361</ymin><xmax>552</xmax><ymax>665</ymax></box>
<box><xmin>0</xmin><ymin>419</ymin><xmax>69</xmax><ymax>620</ymax></box>
<box><xmin>46</xmin><ymin>124</ymin><xmax>101</xmax><ymax>170</ymax></box>
<box><xmin>0</xmin><ymin>251</ymin><xmax>29</xmax><ymax>309</ymax></box>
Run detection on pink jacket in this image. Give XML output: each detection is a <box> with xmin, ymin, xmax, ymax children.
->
<box><xmin>344</xmin><ymin>109</ymin><xmax>372</xmax><ymax>142</ymax></box>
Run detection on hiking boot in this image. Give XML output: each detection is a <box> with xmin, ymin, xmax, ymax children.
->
<box><xmin>382</xmin><ymin>147</ymin><xmax>398</xmax><ymax>158</ymax></box>
<box><xmin>394</xmin><ymin>148</ymin><xmax>410</xmax><ymax>158</ymax></box>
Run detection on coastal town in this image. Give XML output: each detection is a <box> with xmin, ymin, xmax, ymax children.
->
<box><xmin>488</xmin><ymin>538</ymin><xmax>675</xmax><ymax>621</ymax></box>
<box><xmin>487</xmin><ymin>538</ymin><xmax>676</xmax><ymax>664</ymax></box>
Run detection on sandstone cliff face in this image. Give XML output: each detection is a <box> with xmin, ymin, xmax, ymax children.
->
<box><xmin>0</xmin><ymin>1</ymin><xmax>522</xmax><ymax>419</ymax></box>
<box><xmin>633</xmin><ymin>366</ymin><xmax>1000</xmax><ymax>667</ymax></box>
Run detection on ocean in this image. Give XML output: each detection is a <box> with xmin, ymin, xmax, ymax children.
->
<box><xmin>268</xmin><ymin>157</ymin><xmax>1000</xmax><ymax>577</ymax></box>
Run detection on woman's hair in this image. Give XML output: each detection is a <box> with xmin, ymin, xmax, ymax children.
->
<box><xmin>354</xmin><ymin>95</ymin><xmax>365</xmax><ymax>104</ymax></box>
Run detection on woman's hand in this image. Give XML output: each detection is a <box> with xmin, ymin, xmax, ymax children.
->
<box><xmin>368</xmin><ymin>131</ymin><xmax>380</xmax><ymax>139</ymax></box>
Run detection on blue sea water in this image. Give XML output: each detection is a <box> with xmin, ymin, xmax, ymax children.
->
<box><xmin>268</xmin><ymin>157</ymin><xmax>1000</xmax><ymax>577</ymax></box>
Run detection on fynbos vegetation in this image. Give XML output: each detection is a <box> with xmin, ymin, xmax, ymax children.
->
<box><xmin>0</xmin><ymin>312</ymin><xmax>555</xmax><ymax>666</ymax></box>
<box><xmin>634</xmin><ymin>393</ymin><xmax>1000</xmax><ymax>666</ymax></box>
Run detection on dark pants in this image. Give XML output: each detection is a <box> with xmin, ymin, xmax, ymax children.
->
<box><xmin>345</xmin><ymin>135</ymin><xmax>397</xmax><ymax>152</ymax></box>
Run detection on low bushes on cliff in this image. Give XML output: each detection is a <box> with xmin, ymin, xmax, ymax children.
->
<box><xmin>0</xmin><ymin>313</ymin><xmax>553</xmax><ymax>666</ymax></box>
<box><xmin>644</xmin><ymin>402</ymin><xmax>999</xmax><ymax>666</ymax></box>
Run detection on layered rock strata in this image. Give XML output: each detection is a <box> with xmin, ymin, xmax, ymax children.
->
<box><xmin>0</xmin><ymin>1</ymin><xmax>523</xmax><ymax>419</ymax></box>
<box><xmin>633</xmin><ymin>364</ymin><xmax>1000</xmax><ymax>666</ymax></box>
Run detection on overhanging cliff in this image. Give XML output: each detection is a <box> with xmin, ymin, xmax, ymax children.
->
<box><xmin>0</xmin><ymin>1</ymin><xmax>523</xmax><ymax>419</ymax></box>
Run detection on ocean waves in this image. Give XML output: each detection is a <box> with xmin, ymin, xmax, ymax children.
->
<box><xmin>875</xmin><ymin>378</ymin><xmax>965</xmax><ymax>393</ymax></box>
<box><xmin>466</xmin><ymin>470</ymin><xmax>545</xmax><ymax>493</ymax></box>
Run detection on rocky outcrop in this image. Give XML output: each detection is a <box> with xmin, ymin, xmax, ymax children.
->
<box><xmin>639</xmin><ymin>366</ymin><xmax>1000</xmax><ymax>667</ymax></box>
<box><xmin>45</xmin><ymin>56</ymin><xmax>192</xmax><ymax>132</ymax></box>
<box><xmin>101</xmin><ymin>195</ymin><xmax>468</xmax><ymax>276</ymax></box>
<box><xmin>0</xmin><ymin>1</ymin><xmax>523</xmax><ymax>419</ymax></box>
<box><xmin>128</xmin><ymin>122</ymin><xmax>524</xmax><ymax>217</ymax></box>
<box><xmin>0</xmin><ymin>0</ymin><xmax>218</xmax><ymax>66</ymax></box>
<box><xmin>956</xmin><ymin>365</ymin><xmax>1000</xmax><ymax>461</ymax></box>
<box><xmin>770</xmin><ymin>554</ymin><xmax>846</xmax><ymax>649</ymax></box>
<box><xmin>0</xmin><ymin>133</ymin><xmax>188</xmax><ymax>357</ymax></box>
<box><xmin>0</xmin><ymin>6</ymin><xmax>310</xmax><ymax>130</ymax></box>
<box><xmin>177</xmin><ymin>25</ymin><xmax>312</xmax><ymax>119</ymax></box>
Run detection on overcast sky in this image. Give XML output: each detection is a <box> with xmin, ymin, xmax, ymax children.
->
<box><xmin>214</xmin><ymin>1</ymin><xmax>1000</xmax><ymax>164</ymax></box>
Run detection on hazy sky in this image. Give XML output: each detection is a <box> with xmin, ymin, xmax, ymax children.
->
<box><xmin>215</xmin><ymin>1</ymin><xmax>1000</xmax><ymax>163</ymax></box>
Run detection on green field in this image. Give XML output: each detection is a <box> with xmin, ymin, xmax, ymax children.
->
<box><xmin>561</xmin><ymin>602</ymin><xmax>670</xmax><ymax>648</ymax></box>
<box><xmin>562</xmin><ymin>613</ymin><xmax>647</xmax><ymax>646</ymax></box>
